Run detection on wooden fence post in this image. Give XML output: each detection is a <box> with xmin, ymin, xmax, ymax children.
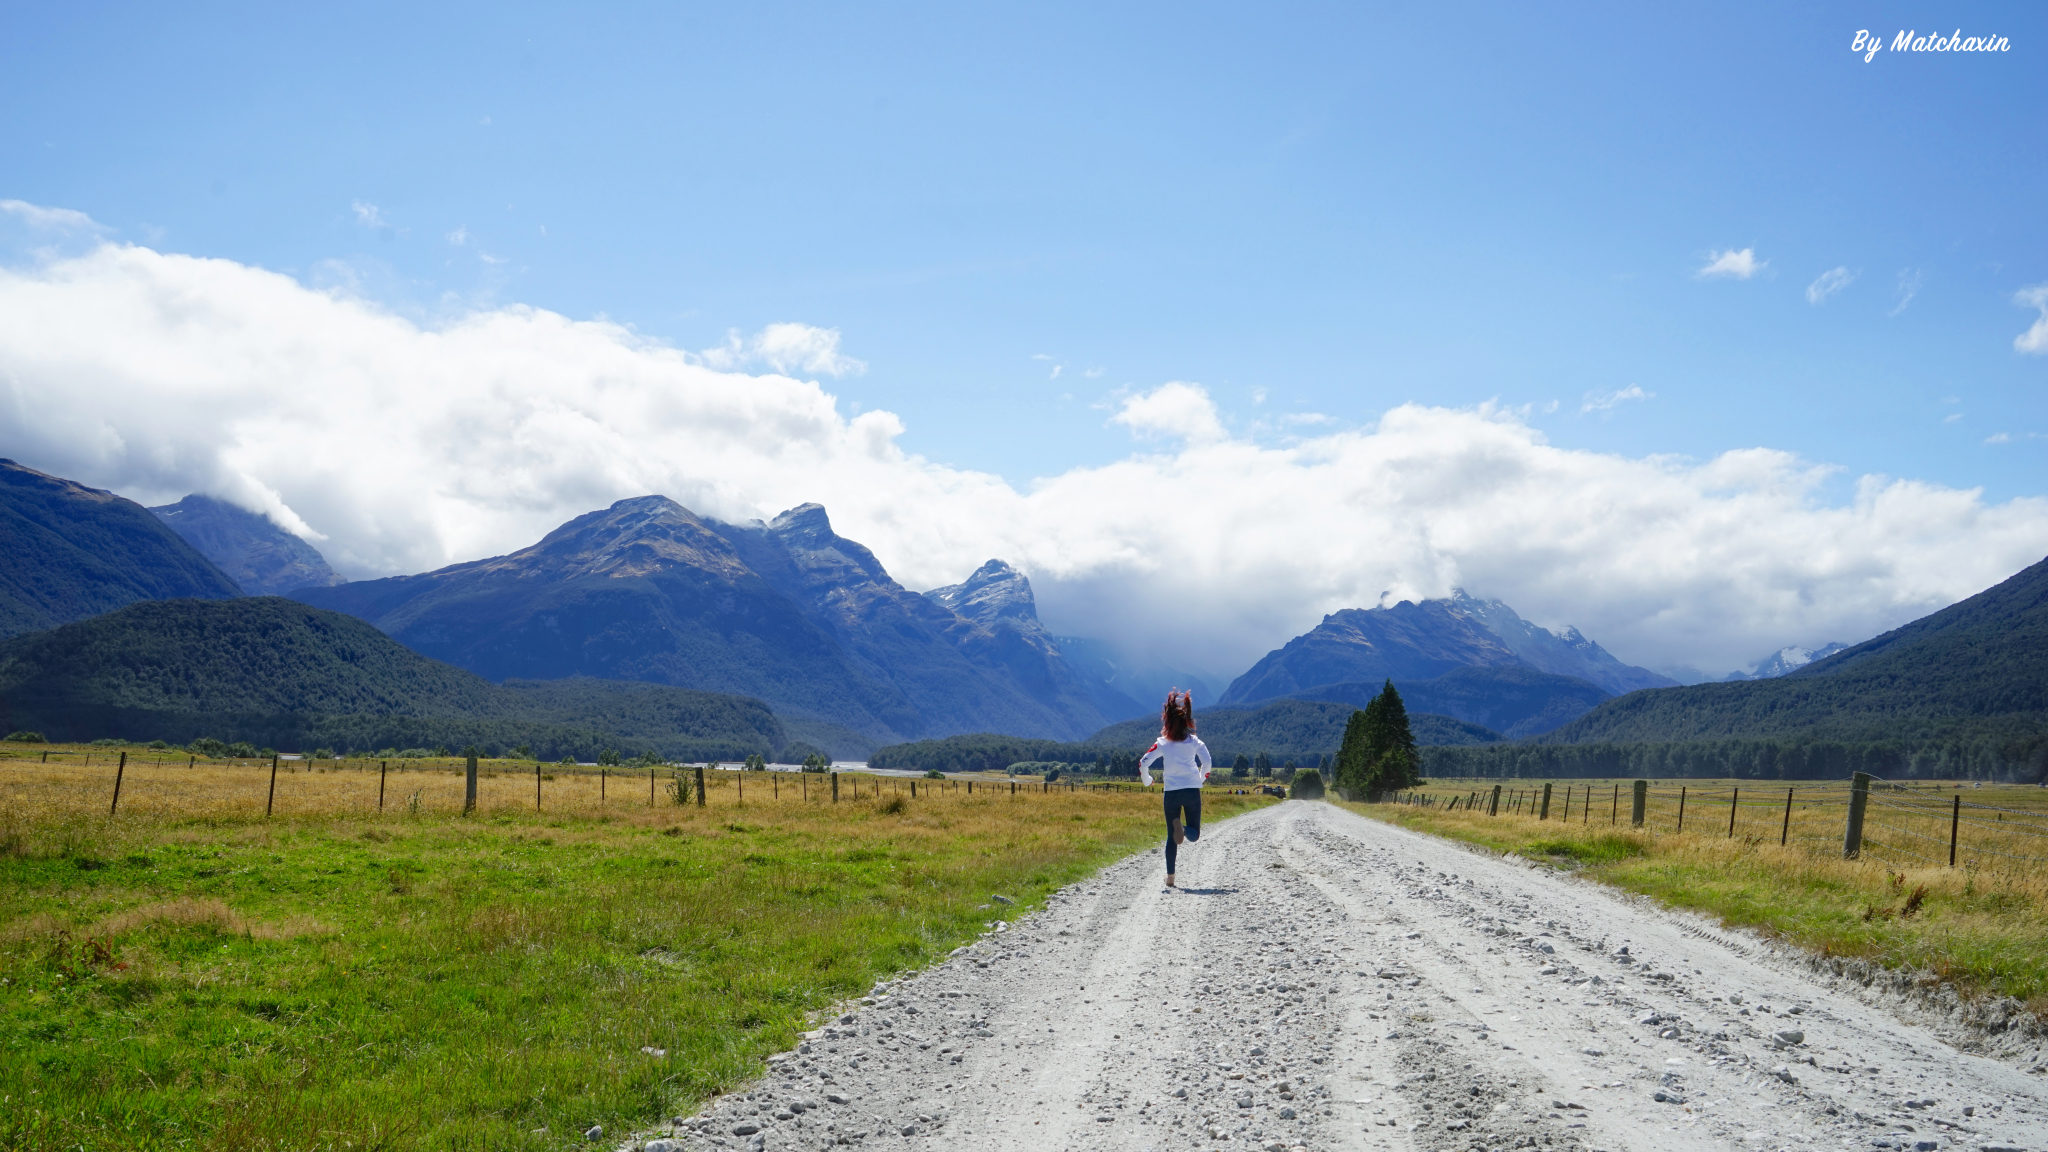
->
<box><xmin>464</xmin><ymin>754</ymin><xmax>478</xmax><ymax>814</ymax></box>
<box><xmin>1727</xmin><ymin>787</ymin><xmax>1739</xmax><ymax>837</ymax></box>
<box><xmin>1676</xmin><ymin>786</ymin><xmax>1687</xmax><ymax>833</ymax></box>
<box><xmin>1780</xmin><ymin>787</ymin><xmax>1792</xmax><ymax>845</ymax></box>
<box><xmin>268</xmin><ymin>754</ymin><xmax>281</xmax><ymax>817</ymax></box>
<box><xmin>1630</xmin><ymin>780</ymin><xmax>1647</xmax><ymax>827</ymax></box>
<box><xmin>379</xmin><ymin>760</ymin><xmax>388</xmax><ymax>811</ymax></box>
<box><xmin>1489</xmin><ymin>784</ymin><xmax>1501</xmax><ymax>816</ymax></box>
<box><xmin>1539</xmin><ymin>782</ymin><xmax>1552</xmax><ymax>821</ymax></box>
<box><xmin>831</xmin><ymin>771</ymin><xmax>839</xmax><ymax>802</ymax></box>
<box><xmin>1949</xmin><ymin>794</ymin><xmax>1961</xmax><ymax>866</ymax></box>
<box><xmin>109</xmin><ymin>751</ymin><xmax>127</xmax><ymax>816</ymax></box>
<box><xmin>536</xmin><ymin>762</ymin><xmax>542</xmax><ymax>812</ymax></box>
<box><xmin>1843</xmin><ymin>772</ymin><xmax>1871</xmax><ymax>859</ymax></box>
<box><xmin>1611</xmin><ymin>783</ymin><xmax>1619</xmax><ymax>824</ymax></box>
<box><xmin>696</xmin><ymin>765</ymin><xmax>707</xmax><ymax>807</ymax></box>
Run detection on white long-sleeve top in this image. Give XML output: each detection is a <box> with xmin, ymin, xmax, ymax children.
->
<box><xmin>1138</xmin><ymin>734</ymin><xmax>1212</xmax><ymax>790</ymax></box>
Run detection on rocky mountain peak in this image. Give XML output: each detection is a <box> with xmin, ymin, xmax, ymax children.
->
<box><xmin>519</xmin><ymin>495</ymin><xmax>749</xmax><ymax>580</ymax></box>
<box><xmin>925</xmin><ymin>559</ymin><xmax>1038</xmax><ymax>624</ymax></box>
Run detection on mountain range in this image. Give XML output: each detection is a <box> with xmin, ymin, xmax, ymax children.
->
<box><xmin>293</xmin><ymin>497</ymin><xmax>1119</xmax><ymax>748</ymax></box>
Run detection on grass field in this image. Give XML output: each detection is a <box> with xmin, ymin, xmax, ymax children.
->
<box><xmin>0</xmin><ymin>747</ymin><xmax>1271</xmax><ymax>1151</ymax></box>
<box><xmin>1342</xmin><ymin>777</ymin><xmax>2048</xmax><ymax>1017</ymax></box>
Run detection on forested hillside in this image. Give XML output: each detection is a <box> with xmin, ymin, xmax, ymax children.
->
<box><xmin>0</xmin><ymin>597</ymin><xmax>792</xmax><ymax>760</ymax></box>
<box><xmin>0</xmin><ymin>459</ymin><xmax>242</xmax><ymax>640</ymax></box>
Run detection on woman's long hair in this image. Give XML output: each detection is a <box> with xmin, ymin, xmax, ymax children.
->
<box><xmin>1161</xmin><ymin>689</ymin><xmax>1195</xmax><ymax>742</ymax></box>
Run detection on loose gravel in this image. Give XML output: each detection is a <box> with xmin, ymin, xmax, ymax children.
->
<box><xmin>633</xmin><ymin>800</ymin><xmax>2048</xmax><ymax>1152</ymax></box>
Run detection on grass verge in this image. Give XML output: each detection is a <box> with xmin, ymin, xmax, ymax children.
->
<box><xmin>0</xmin><ymin>763</ymin><xmax>1269</xmax><ymax>1151</ymax></box>
<box><xmin>1337</xmin><ymin>786</ymin><xmax>2048</xmax><ymax>1018</ymax></box>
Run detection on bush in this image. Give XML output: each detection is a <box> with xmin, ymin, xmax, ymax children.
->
<box><xmin>227</xmin><ymin>742</ymin><xmax>258</xmax><ymax>758</ymax></box>
<box><xmin>1290</xmin><ymin>769</ymin><xmax>1326</xmax><ymax>800</ymax></box>
<box><xmin>189</xmin><ymin>737</ymin><xmax>228</xmax><ymax>757</ymax></box>
<box><xmin>924</xmin><ymin>769</ymin><xmax>945</xmax><ymax>779</ymax></box>
<box><xmin>3</xmin><ymin>731</ymin><xmax>46</xmax><ymax>743</ymax></box>
<box><xmin>801</xmin><ymin>753</ymin><xmax>829</xmax><ymax>772</ymax></box>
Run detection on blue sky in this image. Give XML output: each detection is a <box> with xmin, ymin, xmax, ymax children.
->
<box><xmin>4</xmin><ymin>3</ymin><xmax>2047</xmax><ymax>680</ymax></box>
<box><xmin>7</xmin><ymin>1</ymin><xmax>2043</xmax><ymax>496</ymax></box>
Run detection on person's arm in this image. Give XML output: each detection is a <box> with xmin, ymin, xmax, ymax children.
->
<box><xmin>1137</xmin><ymin>740</ymin><xmax>1162</xmax><ymax>787</ymax></box>
<box><xmin>1193</xmin><ymin>736</ymin><xmax>1212</xmax><ymax>782</ymax></box>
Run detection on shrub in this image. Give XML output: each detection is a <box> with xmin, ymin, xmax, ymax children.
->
<box><xmin>924</xmin><ymin>769</ymin><xmax>945</xmax><ymax>779</ymax></box>
<box><xmin>227</xmin><ymin>742</ymin><xmax>258</xmax><ymax>759</ymax></box>
<box><xmin>1289</xmin><ymin>769</ymin><xmax>1326</xmax><ymax>800</ymax></box>
<box><xmin>3</xmin><ymin>731</ymin><xmax>46</xmax><ymax>743</ymax></box>
<box><xmin>189</xmin><ymin>737</ymin><xmax>228</xmax><ymax>757</ymax></box>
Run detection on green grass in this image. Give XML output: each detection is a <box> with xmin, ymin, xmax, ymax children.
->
<box><xmin>0</xmin><ymin>781</ymin><xmax>1270</xmax><ymax>1151</ymax></box>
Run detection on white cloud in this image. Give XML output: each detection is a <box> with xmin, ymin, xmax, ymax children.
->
<box><xmin>699</xmin><ymin>322</ymin><xmax>866</xmax><ymax>377</ymax></box>
<box><xmin>1107</xmin><ymin>381</ymin><xmax>1229</xmax><ymax>443</ymax></box>
<box><xmin>1580</xmin><ymin>384</ymin><xmax>1653</xmax><ymax>413</ymax></box>
<box><xmin>1987</xmin><ymin>433</ymin><xmax>2013</xmax><ymax>444</ymax></box>
<box><xmin>3</xmin><ymin>239</ymin><xmax>2046</xmax><ymax>678</ymax></box>
<box><xmin>352</xmin><ymin>201</ymin><xmax>386</xmax><ymax>228</ymax></box>
<box><xmin>2015</xmin><ymin>285</ymin><xmax>2048</xmax><ymax>354</ymax></box>
<box><xmin>1</xmin><ymin>200</ymin><xmax>104</xmax><ymax>232</ymax></box>
<box><xmin>1890</xmin><ymin>269</ymin><xmax>1922</xmax><ymax>316</ymax></box>
<box><xmin>1944</xmin><ymin>413</ymin><xmax>1962</xmax><ymax>424</ymax></box>
<box><xmin>1083</xmin><ymin>367</ymin><xmax>1105</xmax><ymax>379</ymax></box>
<box><xmin>1251</xmin><ymin>387</ymin><xmax>1268</xmax><ymax>405</ymax></box>
<box><xmin>1697</xmin><ymin>248</ymin><xmax>1764</xmax><ymax>280</ymax></box>
<box><xmin>446</xmin><ymin>226</ymin><xmax>469</xmax><ymax>246</ymax></box>
<box><xmin>1806</xmin><ymin>266</ymin><xmax>1854</xmax><ymax>304</ymax></box>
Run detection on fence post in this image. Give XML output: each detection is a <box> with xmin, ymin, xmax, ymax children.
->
<box><xmin>1630</xmin><ymin>780</ymin><xmax>1647</xmax><ymax>827</ymax></box>
<box><xmin>380</xmin><ymin>760</ymin><xmax>388</xmax><ymax>811</ymax></box>
<box><xmin>536</xmin><ymin>762</ymin><xmax>542</xmax><ymax>812</ymax></box>
<box><xmin>1780</xmin><ymin>787</ymin><xmax>1792</xmax><ymax>846</ymax></box>
<box><xmin>1489</xmin><ymin>784</ymin><xmax>1501</xmax><ymax>815</ymax></box>
<box><xmin>1728</xmin><ymin>787</ymin><xmax>1739</xmax><ymax>838</ymax></box>
<box><xmin>464</xmin><ymin>754</ymin><xmax>478</xmax><ymax>814</ymax></box>
<box><xmin>1950</xmin><ymin>794</ymin><xmax>1961</xmax><ymax>866</ymax></box>
<box><xmin>109</xmin><ymin>751</ymin><xmax>127</xmax><ymax>816</ymax></box>
<box><xmin>1539</xmin><ymin>782</ymin><xmax>1552</xmax><ymax>820</ymax></box>
<box><xmin>1843</xmin><ymin>771</ymin><xmax>1872</xmax><ymax>859</ymax></box>
<box><xmin>696</xmin><ymin>765</ymin><xmax>707</xmax><ymax>807</ymax></box>
<box><xmin>832</xmin><ymin>771</ymin><xmax>839</xmax><ymax>802</ymax></box>
<box><xmin>1676</xmin><ymin>786</ymin><xmax>1687</xmax><ymax>833</ymax></box>
<box><xmin>1611</xmin><ymin>783</ymin><xmax>1618</xmax><ymax>824</ymax></box>
<box><xmin>268</xmin><ymin>754</ymin><xmax>281</xmax><ymax>817</ymax></box>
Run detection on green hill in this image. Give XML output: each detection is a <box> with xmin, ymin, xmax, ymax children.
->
<box><xmin>0</xmin><ymin>459</ymin><xmax>242</xmax><ymax>640</ymax></box>
<box><xmin>0</xmin><ymin>597</ymin><xmax>791</xmax><ymax>761</ymax></box>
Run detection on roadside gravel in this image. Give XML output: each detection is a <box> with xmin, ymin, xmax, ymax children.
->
<box><xmin>638</xmin><ymin>800</ymin><xmax>2048</xmax><ymax>1152</ymax></box>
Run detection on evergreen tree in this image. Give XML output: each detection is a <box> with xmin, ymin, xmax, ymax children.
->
<box><xmin>1254</xmin><ymin>751</ymin><xmax>1272</xmax><ymax>778</ymax></box>
<box><xmin>1231</xmin><ymin>753</ymin><xmax>1251</xmax><ymax>780</ymax></box>
<box><xmin>1361</xmin><ymin>679</ymin><xmax>1422</xmax><ymax>793</ymax></box>
<box><xmin>1333</xmin><ymin>709</ymin><xmax>1374</xmax><ymax>797</ymax></box>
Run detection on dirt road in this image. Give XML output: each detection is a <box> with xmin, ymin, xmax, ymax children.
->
<box><xmin>649</xmin><ymin>799</ymin><xmax>2048</xmax><ymax>1152</ymax></box>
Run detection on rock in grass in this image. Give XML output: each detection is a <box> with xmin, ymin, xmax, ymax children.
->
<box><xmin>583</xmin><ymin>1124</ymin><xmax>602</xmax><ymax>1141</ymax></box>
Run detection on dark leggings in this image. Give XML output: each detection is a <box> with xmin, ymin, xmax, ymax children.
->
<box><xmin>1164</xmin><ymin>788</ymin><xmax>1202</xmax><ymax>873</ymax></box>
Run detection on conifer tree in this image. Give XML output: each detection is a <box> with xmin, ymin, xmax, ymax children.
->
<box><xmin>1362</xmin><ymin>679</ymin><xmax>1422</xmax><ymax>793</ymax></box>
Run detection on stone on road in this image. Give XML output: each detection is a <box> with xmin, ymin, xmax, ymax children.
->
<box><xmin>650</xmin><ymin>801</ymin><xmax>2048</xmax><ymax>1151</ymax></box>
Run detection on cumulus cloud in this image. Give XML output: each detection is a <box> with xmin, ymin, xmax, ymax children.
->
<box><xmin>1806</xmin><ymin>266</ymin><xmax>1854</xmax><ymax>304</ymax></box>
<box><xmin>1580</xmin><ymin>385</ymin><xmax>1653</xmax><ymax>414</ymax></box>
<box><xmin>351</xmin><ymin>201</ymin><xmax>386</xmax><ymax>228</ymax></box>
<box><xmin>1107</xmin><ymin>381</ymin><xmax>1229</xmax><ymax>443</ymax></box>
<box><xmin>2</xmin><ymin>240</ymin><xmax>2045</xmax><ymax>679</ymax></box>
<box><xmin>700</xmin><ymin>322</ymin><xmax>866</xmax><ymax>377</ymax></box>
<box><xmin>2016</xmin><ymin>285</ymin><xmax>2048</xmax><ymax>354</ymax></box>
<box><xmin>1697</xmin><ymin>248</ymin><xmax>1764</xmax><ymax>280</ymax></box>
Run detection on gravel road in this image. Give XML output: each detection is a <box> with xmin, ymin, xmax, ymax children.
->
<box><xmin>644</xmin><ymin>799</ymin><xmax>2048</xmax><ymax>1152</ymax></box>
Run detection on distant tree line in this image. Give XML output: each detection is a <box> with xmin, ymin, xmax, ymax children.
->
<box><xmin>1423</xmin><ymin>732</ymin><xmax>2048</xmax><ymax>783</ymax></box>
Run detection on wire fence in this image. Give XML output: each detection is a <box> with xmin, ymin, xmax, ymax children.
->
<box><xmin>1374</xmin><ymin>774</ymin><xmax>2048</xmax><ymax>876</ymax></box>
<box><xmin>0</xmin><ymin>747</ymin><xmax>1227</xmax><ymax>822</ymax></box>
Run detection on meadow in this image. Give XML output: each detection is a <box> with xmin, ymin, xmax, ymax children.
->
<box><xmin>0</xmin><ymin>745</ymin><xmax>1271</xmax><ymax>1151</ymax></box>
<box><xmin>1344</xmin><ymin>776</ymin><xmax>2048</xmax><ymax>1016</ymax></box>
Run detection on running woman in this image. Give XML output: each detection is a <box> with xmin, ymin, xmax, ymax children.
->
<box><xmin>1138</xmin><ymin>689</ymin><xmax>1212</xmax><ymax>889</ymax></box>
